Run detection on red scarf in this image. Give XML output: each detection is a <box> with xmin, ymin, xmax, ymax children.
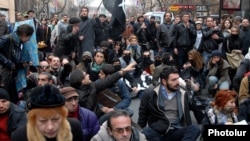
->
<box><xmin>67</xmin><ymin>106</ymin><xmax>79</xmax><ymax>119</ymax></box>
<box><xmin>0</xmin><ymin>113</ymin><xmax>11</xmax><ymax>141</ymax></box>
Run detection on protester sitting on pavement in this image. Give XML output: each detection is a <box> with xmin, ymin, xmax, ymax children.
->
<box><xmin>97</xmin><ymin>64</ymin><xmax>133</xmax><ymax>124</ymax></box>
<box><xmin>111</xmin><ymin>57</ymin><xmax>139</xmax><ymax>98</ymax></box>
<box><xmin>238</xmin><ymin>97</ymin><xmax>250</xmax><ymax>124</ymax></box>
<box><xmin>0</xmin><ymin>88</ymin><xmax>27</xmax><ymax>141</ymax></box>
<box><xmin>206</xmin><ymin>50</ymin><xmax>231</xmax><ymax>97</ymax></box>
<box><xmin>87</xmin><ymin>48</ymin><xmax>107</xmax><ymax>82</ymax></box>
<box><xmin>138</xmin><ymin>66</ymin><xmax>201</xmax><ymax>141</ymax></box>
<box><xmin>60</xmin><ymin>86</ymin><xmax>100</xmax><ymax>141</ymax></box>
<box><xmin>91</xmin><ymin>110</ymin><xmax>147</xmax><ymax>141</ymax></box>
<box><xmin>69</xmin><ymin>62</ymin><xmax>136</xmax><ymax>117</ymax></box>
<box><xmin>238</xmin><ymin>73</ymin><xmax>250</xmax><ymax>104</ymax></box>
<box><xmin>202</xmin><ymin>90</ymin><xmax>238</xmax><ymax>125</ymax></box>
<box><xmin>76</xmin><ymin>51</ymin><xmax>93</xmax><ymax>72</ymax></box>
<box><xmin>11</xmin><ymin>84</ymin><xmax>83</xmax><ymax>141</ymax></box>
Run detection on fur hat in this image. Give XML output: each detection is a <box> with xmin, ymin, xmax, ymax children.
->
<box><xmin>0</xmin><ymin>88</ymin><xmax>10</xmax><ymax>100</ymax></box>
<box><xmin>211</xmin><ymin>50</ymin><xmax>222</xmax><ymax>57</ymax></box>
<box><xmin>60</xmin><ymin>87</ymin><xmax>78</xmax><ymax>99</ymax></box>
<box><xmin>27</xmin><ymin>84</ymin><xmax>65</xmax><ymax>110</ymax></box>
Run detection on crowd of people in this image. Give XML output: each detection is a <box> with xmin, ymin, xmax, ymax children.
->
<box><xmin>1</xmin><ymin>6</ymin><xmax>250</xmax><ymax>141</ymax></box>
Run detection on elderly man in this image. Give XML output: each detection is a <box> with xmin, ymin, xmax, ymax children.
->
<box><xmin>60</xmin><ymin>86</ymin><xmax>100</xmax><ymax>141</ymax></box>
<box><xmin>0</xmin><ymin>88</ymin><xmax>27</xmax><ymax>141</ymax></box>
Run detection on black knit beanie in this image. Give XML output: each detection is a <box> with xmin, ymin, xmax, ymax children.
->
<box><xmin>0</xmin><ymin>88</ymin><xmax>10</xmax><ymax>101</ymax></box>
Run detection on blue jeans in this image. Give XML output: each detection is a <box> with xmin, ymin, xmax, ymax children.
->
<box><xmin>142</xmin><ymin>125</ymin><xmax>201</xmax><ymax>141</ymax></box>
<box><xmin>208</xmin><ymin>76</ymin><xmax>230</xmax><ymax>89</ymax></box>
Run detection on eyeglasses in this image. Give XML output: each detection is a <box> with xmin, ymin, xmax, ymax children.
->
<box><xmin>66</xmin><ymin>96</ymin><xmax>79</xmax><ymax>103</ymax></box>
<box><xmin>39</xmin><ymin>66</ymin><xmax>49</xmax><ymax>69</ymax></box>
<box><xmin>112</xmin><ymin>126</ymin><xmax>132</xmax><ymax>134</ymax></box>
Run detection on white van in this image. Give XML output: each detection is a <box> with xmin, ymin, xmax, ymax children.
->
<box><xmin>144</xmin><ymin>12</ymin><xmax>174</xmax><ymax>24</ymax></box>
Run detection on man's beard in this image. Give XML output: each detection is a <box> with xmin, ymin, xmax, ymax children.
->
<box><xmin>80</xmin><ymin>15</ymin><xmax>88</xmax><ymax>21</ymax></box>
<box><xmin>165</xmin><ymin>83</ymin><xmax>179</xmax><ymax>92</ymax></box>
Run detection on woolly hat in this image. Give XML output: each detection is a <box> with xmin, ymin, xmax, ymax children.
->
<box><xmin>101</xmin><ymin>64</ymin><xmax>115</xmax><ymax>75</ymax></box>
<box><xmin>60</xmin><ymin>87</ymin><xmax>78</xmax><ymax>99</ymax></box>
<box><xmin>0</xmin><ymin>88</ymin><xmax>10</xmax><ymax>101</ymax></box>
<box><xmin>69</xmin><ymin>17</ymin><xmax>80</xmax><ymax>24</ymax></box>
<box><xmin>82</xmin><ymin>51</ymin><xmax>93</xmax><ymax>58</ymax></box>
<box><xmin>211</xmin><ymin>50</ymin><xmax>222</xmax><ymax>57</ymax></box>
<box><xmin>27</xmin><ymin>84</ymin><xmax>65</xmax><ymax>110</ymax></box>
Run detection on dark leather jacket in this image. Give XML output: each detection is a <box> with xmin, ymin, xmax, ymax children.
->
<box><xmin>8</xmin><ymin>103</ymin><xmax>27</xmax><ymax>136</ymax></box>
<box><xmin>199</xmin><ymin>27</ymin><xmax>224</xmax><ymax>53</ymax></box>
<box><xmin>174</xmin><ymin>22</ymin><xmax>196</xmax><ymax>48</ymax></box>
<box><xmin>0</xmin><ymin>33</ymin><xmax>24</xmax><ymax>72</ymax></box>
<box><xmin>156</xmin><ymin>21</ymin><xmax>176</xmax><ymax>48</ymax></box>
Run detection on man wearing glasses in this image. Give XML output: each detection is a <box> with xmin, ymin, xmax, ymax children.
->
<box><xmin>91</xmin><ymin>110</ymin><xmax>147</xmax><ymax>141</ymax></box>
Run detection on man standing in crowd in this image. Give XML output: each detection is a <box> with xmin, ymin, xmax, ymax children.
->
<box><xmin>138</xmin><ymin>66</ymin><xmax>201</xmax><ymax>141</ymax></box>
<box><xmin>0</xmin><ymin>14</ymin><xmax>8</xmax><ymax>37</ymax></box>
<box><xmin>156</xmin><ymin>12</ymin><xmax>176</xmax><ymax>54</ymax></box>
<box><xmin>0</xmin><ymin>24</ymin><xmax>34</xmax><ymax>103</ymax></box>
<box><xmin>174</xmin><ymin>12</ymin><xmax>196</xmax><ymax>70</ymax></box>
<box><xmin>78</xmin><ymin>6</ymin><xmax>97</xmax><ymax>61</ymax></box>
<box><xmin>0</xmin><ymin>88</ymin><xmax>27</xmax><ymax>141</ymax></box>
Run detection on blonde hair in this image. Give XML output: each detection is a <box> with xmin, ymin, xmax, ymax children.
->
<box><xmin>27</xmin><ymin>106</ymin><xmax>72</xmax><ymax>141</ymax></box>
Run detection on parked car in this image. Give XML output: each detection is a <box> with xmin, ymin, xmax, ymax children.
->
<box><xmin>143</xmin><ymin>11</ymin><xmax>174</xmax><ymax>24</ymax></box>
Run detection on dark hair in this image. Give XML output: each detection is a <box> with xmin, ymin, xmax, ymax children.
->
<box><xmin>80</xmin><ymin>6</ymin><xmax>89</xmax><ymax>13</ymax></box>
<box><xmin>164</xmin><ymin>12</ymin><xmax>172</xmax><ymax>18</ymax></box>
<box><xmin>137</xmin><ymin>15</ymin><xmax>144</xmax><ymax>22</ymax></box>
<box><xmin>160</xmin><ymin>66</ymin><xmax>179</xmax><ymax>80</ymax></box>
<box><xmin>39</xmin><ymin>72</ymin><xmax>53</xmax><ymax>81</ymax></box>
<box><xmin>107</xmin><ymin>110</ymin><xmax>131</xmax><ymax>130</ymax></box>
<box><xmin>16</xmin><ymin>24</ymin><xmax>34</xmax><ymax>36</ymax></box>
<box><xmin>111</xmin><ymin>57</ymin><xmax>120</xmax><ymax>64</ymax></box>
<box><xmin>161</xmin><ymin>52</ymin><xmax>172</xmax><ymax>65</ymax></box>
<box><xmin>100</xmin><ymin>41</ymin><xmax>110</xmax><ymax>48</ymax></box>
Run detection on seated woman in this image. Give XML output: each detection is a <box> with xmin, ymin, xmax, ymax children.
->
<box><xmin>206</xmin><ymin>50</ymin><xmax>231</xmax><ymax>97</ymax></box>
<box><xmin>181</xmin><ymin>49</ymin><xmax>204</xmax><ymax>93</ymax></box>
<box><xmin>202</xmin><ymin>90</ymin><xmax>238</xmax><ymax>125</ymax></box>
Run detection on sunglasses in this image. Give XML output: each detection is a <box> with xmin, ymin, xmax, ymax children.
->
<box><xmin>112</xmin><ymin>126</ymin><xmax>132</xmax><ymax>134</ymax></box>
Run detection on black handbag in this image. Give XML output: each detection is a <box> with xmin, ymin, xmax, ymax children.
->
<box><xmin>180</xmin><ymin>68</ymin><xmax>191</xmax><ymax>80</ymax></box>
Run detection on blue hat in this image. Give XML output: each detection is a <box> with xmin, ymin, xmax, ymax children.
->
<box><xmin>211</xmin><ymin>50</ymin><xmax>222</xmax><ymax>57</ymax></box>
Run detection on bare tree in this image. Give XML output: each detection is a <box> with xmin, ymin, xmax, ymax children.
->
<box><xmin>156</xmin><ymin>0</ymin><xmax>176</xmax><ymax>11</ymax></box>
